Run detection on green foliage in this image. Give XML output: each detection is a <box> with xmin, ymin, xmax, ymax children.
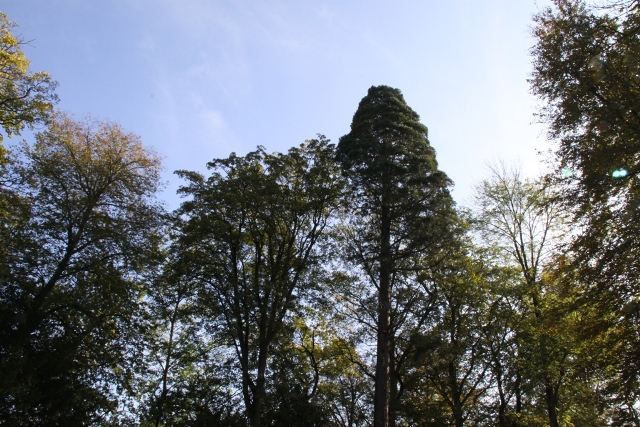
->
<box><xmin>264</xmin><ymin>308</ymin><xmax>369</xmax><ymax>426</ymax></box>
<box><xmin>0</xmin><ymin>12</ymin><xmax>58</xmax><ymax>143</ymax></box>
<box><xmin>531</xmin><ymin>1</ymin><xmax>640</xmax><ymax>422</ymax></box>
<box><xmin>473</xmin><ymin>165</ymin><xmax>562</xmax><ymax>426</ymax></box>
<box><xmin>0</xmin><ymin>113</ymin><xmax>164</xmax><ymax>425</ymax></box>
<box><xmin>3</xmin><ymin>4</ymin><xmax>635</xmax><ymax>421</ymax></box>
<box><xmin>174</xmin><ymin>137</ymin><xmax>344</xmax><ymax>427</ymax></box>
<box><xmin>471</xmin><ymin>162</ymin><xmax>614</xmax><ymax>426</ymax></box>
<box><xmin>531</xmin><ymin>0</ymin><xmax>640</xmax><ymax>314</ymax></box>
<box><xmin>140</xmin><ymin>257</ymin><xmax>243</xmax><ymax>427</ymax></box>
<box><xmin>0</xmin><ymin>11</ymin><xmax>58</xmax><ymax>269</ymax></box>
<box><xmin>401</xmin><ymin>243</ymin><xmax>499</xmax><ymax>427</ymax></box>
<box><xmin>337</xmin><ymin>85</ymin><xmax>454</xmax><ymax>233</ymax></box>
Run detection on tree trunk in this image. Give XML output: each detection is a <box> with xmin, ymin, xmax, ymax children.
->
<box><xmin>374</xmin><ymin>204</ymin><xmax>392</xmax><ymax>427</ymax></box>
<box><xmin>448</xmin><ymin>347</ymin><xmax>464</xmax><ymax>427</ymax></box>
<box><xmin>154</xmin><ymin>305</ymin><xmax>179</xmax><ymax>427</ymax></box>
<box><xmin>495</xmin><ymin>361</ymin><xmax>507</xmax><ymax>427</ymax></box>
<box><xmin>389</xmin><ymin>339</ymin><xmax>397</xmax><ymax>427</ymax></box>
<box><xmin>545</xmin><ymin>383</ymin><xmax>559</xmax><ymax>427</ymax></box>
<box><xmin>514</xmin><ymin>371</ymin><xmax>522</xmax><ymax>427</ymax></box>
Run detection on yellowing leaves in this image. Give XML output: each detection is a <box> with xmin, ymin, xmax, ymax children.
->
<box><xmin>0</xmin><ymin>12</ymin><xmax>58</xmax><ymax>143</ymax></box>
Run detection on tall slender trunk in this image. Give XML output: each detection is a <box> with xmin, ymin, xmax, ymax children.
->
<box><xmin>244</xmin><ymin>344</ymin><xmax>268</xmax><ymax>427</ymax></box>
<box><xmin>389</xmin><ymin>339</ymin><xmax>397</xmax><ymax>427</ymax></box>
<box><xmin>374</xmin><ymin>203</ymin><xmax>392</xmax><ymax>427</ymax></box>
<box><xmin>494</xmin><ymin>359</ymin><xmax>507</xmax><ymax>427</ymax></box>
<box><xmin>448</xmin><ymin>311</ymin><xmax>464</xmax><ymax>427</ymax></box>
<box><xmin>247</xmin><ymin>309</ymin><xmax>272</xmax><ymax>427</ymax></box>
<box><xmin>515</xmin><ymin>371</ymin><xmax>522</xmax><ymax>418</ymax></box>
<box><xmin>545</xmin><ymin>383</ymin><xmax>559</xmax><ymax>427</ymax></box>
<box><xmin>447</xmin><ymin>359</ymin><xmax>464</xmax><ymax>427</ymax></box>
<box><xmin>154</xmin><ymin>304</ymin><xmax>179</xmax><ymax>427</ymax></box>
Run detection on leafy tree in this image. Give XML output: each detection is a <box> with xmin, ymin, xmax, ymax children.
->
<box><xmin>264</xmin><ymin>306</ymin><xmax>368</xmax><ymax>427</ymax></box>
<box><xmin>479</xmin><ymin>257</ymin><xmax>525</xmax><ymax>427</ymax></box>
<box><xmin>403</xmin><ymin>244</ymin><xmax>497</xmax><ymax>427</ymax></box>
<box><xmin>473</xmin><ymin>163</ymin><xmax>579</xmax><ymax>427</ymax></box>
<box><xmin>336</xmin><ymin>85</ymin><xmax>457</xmax><ymax>427</ymax></box>
<box><xmin>174</xmin><ymin>137</ymin><xmax>343</xmax><ymax>427</ymax></box>
<box><xmin>140</xmin><ymin>254</ymin><xmax>243</xmax><ymax>427</ymax></box>
<box><xmin>531</xmin><ymin>1</ymin><xmax>640</xmax><ymax>422</ymax></box>
<box><xmin>142</xmin><ymin>264</ymin><xmax>200</xmax><ymax>427</ymax></box>
<box><xmin>0</xmin><ymin>113</ymin><xmax>164</xmax><ymax>425</ymax></box>
<box><xmin>295</xmin><ymin>271</ymin><xmax>374</xmax><ymax>427</ymax></box>
<box><xmin>0</xmin><ymin>12</ymin><xmax>58</xmax><ymax>145</ymax></box>
<box><xmin>538</xmin><ymin>256</ymin><xmax>614</xmax><ymax>427</ymax></box>
<box><xmin>530</xmin><ymin>0</ymin><xmax>640</xmax><ymax>289</ymax></box>
<box><xmin>0</xmin><ymin>11</ymin><xmax>58</xmax><ymax>265</ymax></box>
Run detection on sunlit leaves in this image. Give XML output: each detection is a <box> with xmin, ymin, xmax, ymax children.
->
<box><xmin>0</xmin><ymin>12</ymin><xmax>58</xmax><ymax>143</ymax></box>
<box><xmin>531</xmin><ymin>2</ymin><xmax>640</xmax><ymax>420</ymax></box>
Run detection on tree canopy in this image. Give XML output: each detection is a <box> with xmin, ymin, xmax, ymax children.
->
<box><xmin>530</xmin><ymin>1</ymin><xmax>640</xmax><ymax>423</ymax></box>
<box><xmin>0</xmin><ymin>113</ymin><xmax>164</xmax><ymax>425</ymax></box>
<box><xmin>174</xmin><ymin>137</ymin><xmax>344</xmax><ymax>427</ymax></box>
<box><xmin>0</xmin><ymin>12</ymin><xmax>58</xmax><ymax>145</ymax></box>
<box><xmin>531</xmin><ymin>0</ymin><xmax>640</xmax><ymax>294</ymax></box>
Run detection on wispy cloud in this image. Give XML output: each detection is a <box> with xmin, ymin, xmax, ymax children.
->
<box><xmin>199</xmin><ymin>108</ymin><xmax>226</xmax><ymax>131</ymax></box>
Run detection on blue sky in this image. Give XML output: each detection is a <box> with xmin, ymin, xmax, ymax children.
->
<box><xmin>4</xmin><ymin>0</ymin><xmax>552</xmax><ymax>209</ymax></box>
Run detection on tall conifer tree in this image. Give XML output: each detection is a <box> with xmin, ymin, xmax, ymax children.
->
<box><xmin>336</xmin><ymin>85</ymin><xmax>456</xmax><ymax>427</ymax></box>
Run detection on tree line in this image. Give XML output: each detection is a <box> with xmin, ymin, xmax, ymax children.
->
<box><xmin>1</xmin><ymin>1</ymin><xmax>640</xmax><ymax>425</ymax></box>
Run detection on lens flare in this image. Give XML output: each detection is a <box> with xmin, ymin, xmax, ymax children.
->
<box><xmin>612</xmin><ymin>169</ymin><xmax>628</xmax><ymax>178</ymax></box>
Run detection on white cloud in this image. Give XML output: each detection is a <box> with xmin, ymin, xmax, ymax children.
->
<box><xmin>200</xmin><ymin>108</ymin><xmax>226</xmax><ymax>131</ymax></box>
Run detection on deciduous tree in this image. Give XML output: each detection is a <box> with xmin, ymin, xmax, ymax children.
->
<box><xmin>141</xmin><ymin>256</ymin><xmax>243</xmax><ymax>427</ymax></box>
<box><xmin>473</xmin><ymin>163</ymin><xmax>570</xmax><ymax>427</ymax></box>
<box><xmin>175</xmin><ymin>137</ymin><xmax>343</xmax><ymax>427</ymax></box>
<box><xmin>531</xmin><ymin>1</ymin><xmax>640</xmax><ymax>421</ymax></box>
<box><xmin>0</xmin><ymin>11</ymin><xmax>58</xmax><ymax>266</ymax></box>
<box><xmin>0</xmin><ymin>113</ymin><xmax>164</xmax><ymax>425</ymax></box>
<box><xmin>403</xmin><ymin>244</ymin><xmax>500</xmax><ymax>427</ymax></box>
<box><xmin>0</xmin><ymin>12</ymin><xmax>58</xmax><ymax>145</ymax></box>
